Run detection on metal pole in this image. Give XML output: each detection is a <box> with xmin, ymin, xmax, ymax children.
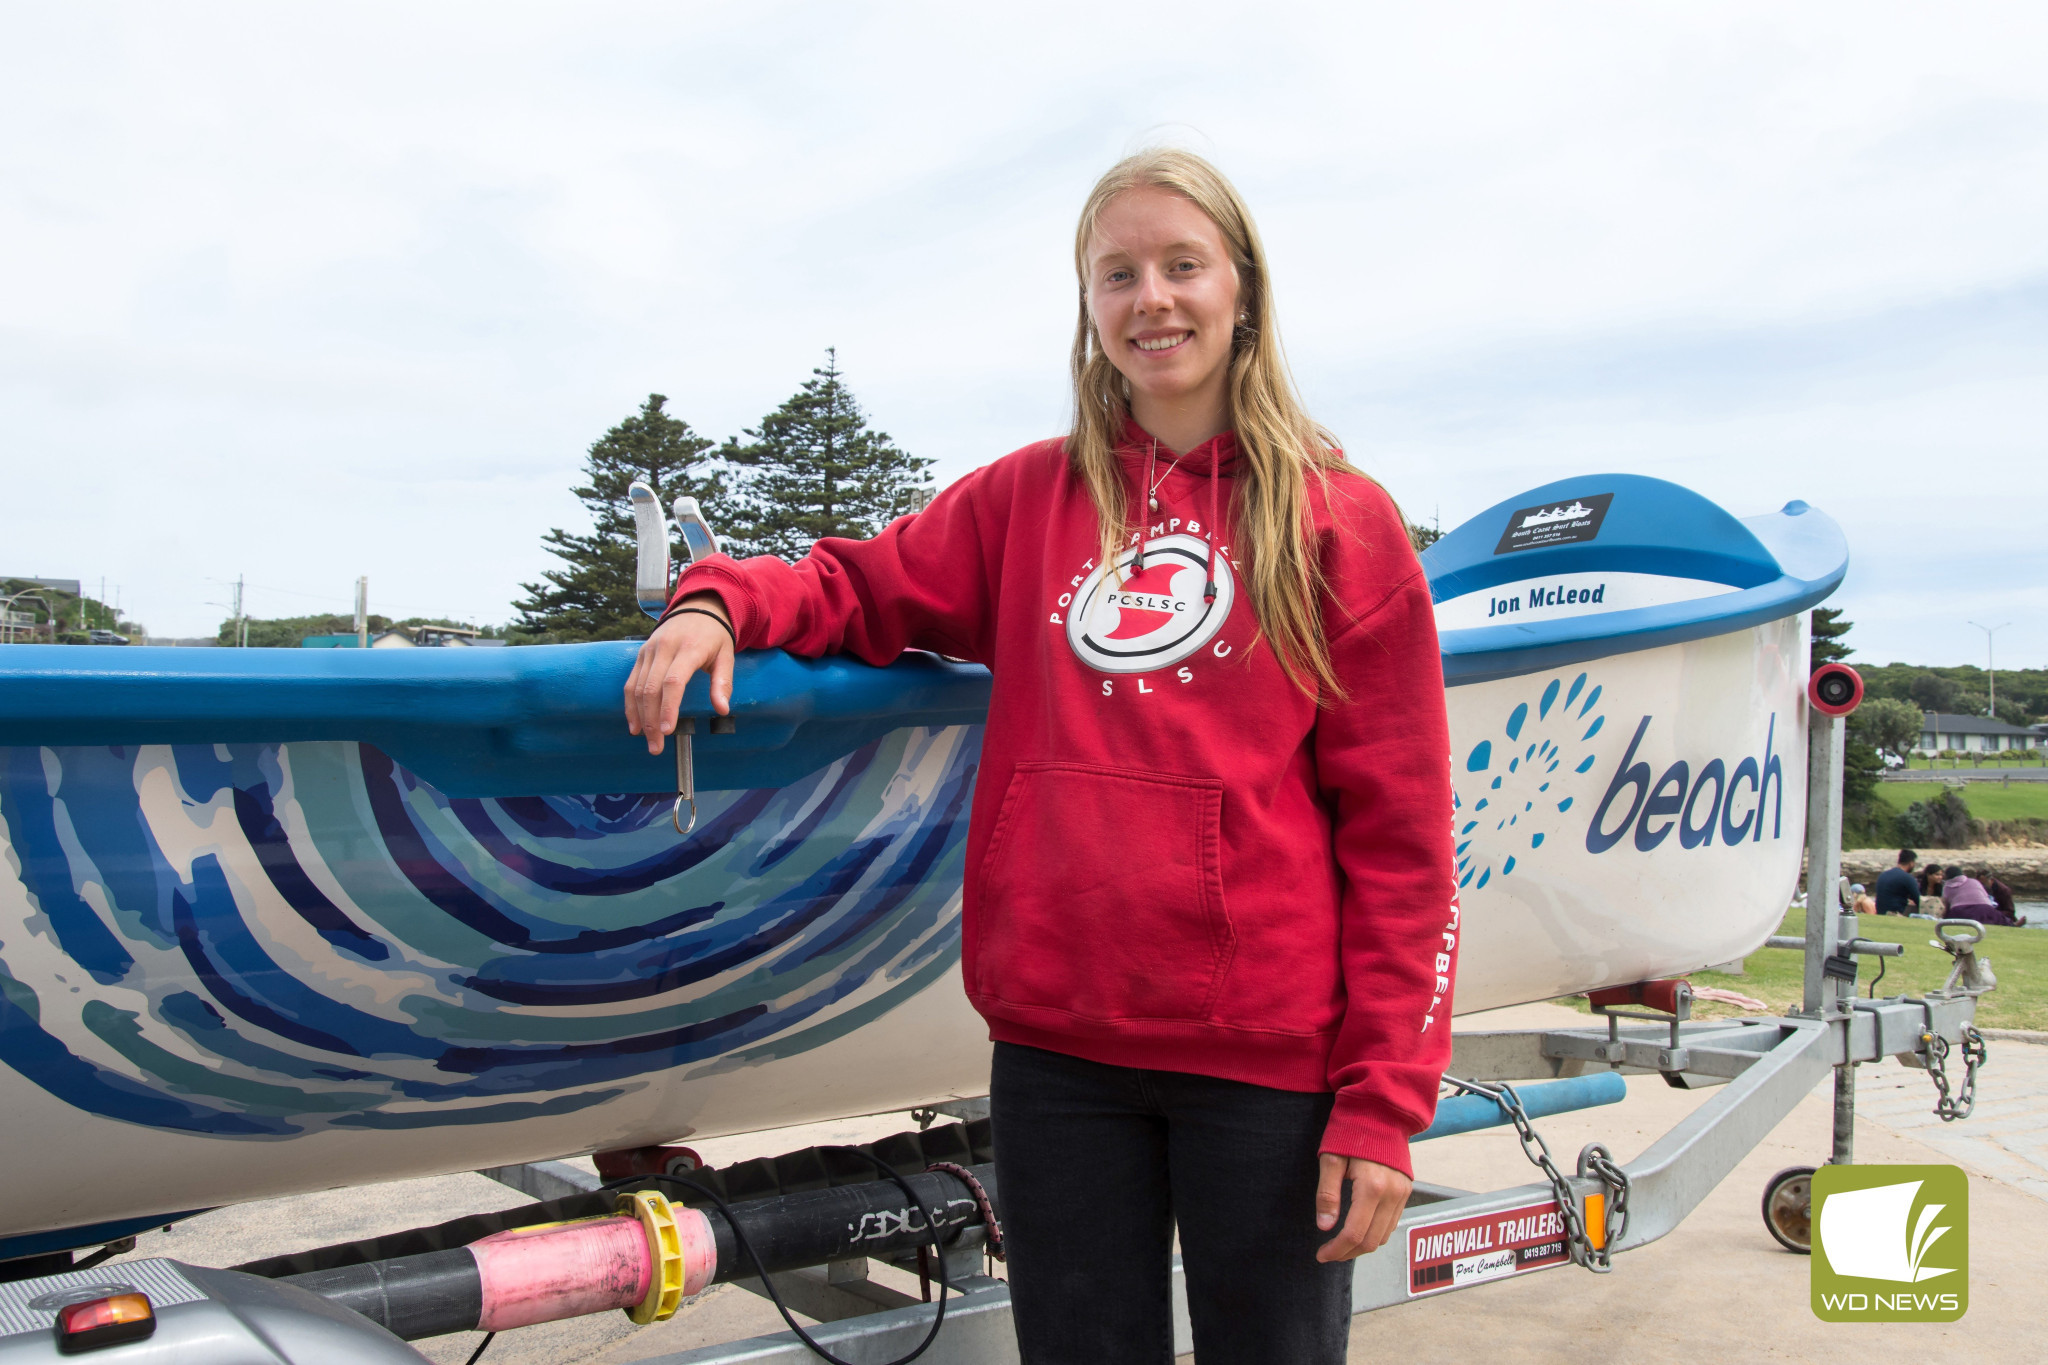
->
<box><xmin>1969</xmin><ymin>620</ymin><xmax>2008</xmax><ymax>719</ymax></box>
<box><xmin>1802</xmin><ymin>707</ymin><xmax>1860</xmax><ymax>1163</ymax></box>
<box><xmin>355</xmin><ymin>576</ymin><xmax>369</xmax><ymax>649</ymax></box>
<box><xmin>234</xmin><ymin>575</ymin><xmax>246</xmax><ymax>648</ymax></box>
<box><xmin>1801</xmin><ymin>714</ymin><xmax>1845</xmax><ymax>1015</ymax></box>
<box><xmin>1832</xmin><ymin>1039</ymin><xmax>1857</xmax><ymax>1165</ymax></box>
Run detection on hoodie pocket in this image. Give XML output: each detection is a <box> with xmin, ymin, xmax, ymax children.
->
<box><xmin>973</xmin><ymin>763</ymin><xmax>1233</xmax><ymax>1024</ymax></box>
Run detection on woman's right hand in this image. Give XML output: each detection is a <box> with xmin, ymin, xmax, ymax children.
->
<box><xmin>624</xmin><ymin>592</ymin><xmax>736</xmax><ymax>756</ymax></box>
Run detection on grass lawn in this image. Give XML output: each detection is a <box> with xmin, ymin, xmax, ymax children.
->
<box><xmin>1904</xmin><ymin>753</ymin><xmax>2044</xmax><ymax>769</ymax></box>
<box><xmin>1871</xmin><ymin>781</ymin><xmax>2048</xmax><ymax>823</ymax></box>
<box><xmin>1563</xmin><ymin>906</ymin><xmax>2048</xmax><ymax>1031</ymax></box>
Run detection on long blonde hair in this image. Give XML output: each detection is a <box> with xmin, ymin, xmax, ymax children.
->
<box><xmin>1069</xmin><ymin>149</ymin><xmax>1355</xmax><ymax>697</ymax></box>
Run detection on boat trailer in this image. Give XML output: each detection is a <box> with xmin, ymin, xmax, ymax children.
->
<box><xmin>0</xmin><ymin>677</ymin><xmax>1996</xmax><ymax>1361</ymax></box>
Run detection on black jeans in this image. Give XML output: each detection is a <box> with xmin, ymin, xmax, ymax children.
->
<box><xmin>990</xmin><ymin>1042</ymin><xmax>1352</xmax><ymax>1364</ymax></box>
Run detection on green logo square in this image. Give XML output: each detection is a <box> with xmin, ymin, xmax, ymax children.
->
<box><xmin>1811</xmin><ymin>1164</ymin><xmax>1968</xmax><ymax>1322</ymax></box>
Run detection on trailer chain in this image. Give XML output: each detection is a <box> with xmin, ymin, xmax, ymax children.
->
<box><xmin>1441</xmin><ymin>1076</ymin><xmax>1630</xmax><ymax>1273</ymax></box>
<box><xmin>1924</xmin><ymin>1025</ymin><xmax>1988</xmax><ymax>1123</ymax></box>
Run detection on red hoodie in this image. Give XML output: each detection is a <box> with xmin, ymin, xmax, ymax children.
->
<box><xmin>672</xmin><ymin>422</ymin><xmax>1457</xmax><ymax>1173</ymax></box>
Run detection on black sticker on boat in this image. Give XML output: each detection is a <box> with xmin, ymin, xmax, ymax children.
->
<box><xmin>1493</xmin><ymin>493</ymin><xmax>1613</xmax><ymax>555</ymax></box>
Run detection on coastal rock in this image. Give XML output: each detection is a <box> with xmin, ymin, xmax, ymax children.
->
<box><xmin>1844</xmin><ymin>847</ymin><xmax>2048</xmax><ymax>896</ymax></box>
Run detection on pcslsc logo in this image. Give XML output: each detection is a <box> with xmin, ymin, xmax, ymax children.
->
<box><xmin>1062</xmin><ymin>533</ymin><xmax>1236</xmax><ymax>676</ymax></box>
<box><xmin>1583</xmin><ymin>715</ymin><xmax>1787</xmax><ymax>854</ymax></box>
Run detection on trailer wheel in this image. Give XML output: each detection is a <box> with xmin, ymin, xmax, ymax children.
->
<box><xmin>1762</xmin><ymin>1166</ymin><xmax>1815</xmax><ymax>1253</ymax></box>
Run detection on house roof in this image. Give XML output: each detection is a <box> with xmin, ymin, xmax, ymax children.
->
<box><xmin>1922</xmin><ymin>711</ymin><xmax>2035</xmax><ymax>736</ymax></box>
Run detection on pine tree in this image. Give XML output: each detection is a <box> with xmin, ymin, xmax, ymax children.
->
<box><xmin>1810</xmin><ymin>607</ymin><xmax>1853</xmax><ymax>670</ymax></box>
<box><xmin>723</xmin><ymin>350</ymin><xmax>933</xmax><ymax>561</ymax></box>
<box><xmin>512</xmin><ymin>395</ymin><xmax>730</xmax><ymax>642</ymax></box>
<box><xmin>1809</xmin><ymin>606</ymin><xmax>1887</xmax><ymax>839</ymax></box>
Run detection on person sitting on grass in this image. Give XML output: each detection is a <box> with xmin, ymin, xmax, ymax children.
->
<box><xmin>1874</xmin><ymin>849</ymin><xmax>1920</xmax><ymax>917</ymax></box>
<box><xmin>1977</xmin><ymin>867</ymin><xmax>2021</xmax><ymax>924</ymax></box>
<box><xmin>1940</xmin><ymin>865</ymin><xmax>2020</xmax><ymax>926</ymax></box>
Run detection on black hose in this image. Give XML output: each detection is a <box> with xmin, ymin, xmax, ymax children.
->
<box><xmin>614</xmin><ymin>1144</ymin><xmax>958</xmax><ymax>1365</ymax></box>
<box><xmin>283</xmin><ymin>1247</ymin><xmax>482</xmax><ymax>1341</ymax></box>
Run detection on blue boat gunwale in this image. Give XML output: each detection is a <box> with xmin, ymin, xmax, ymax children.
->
<box><xmin>0</xmin><ymin>645</ymin><xmax>992</xmax><ymax>797</ymax></box>
<box><xmin>1423</xmin><ymin>473</ymin><xmax>1847</xmax><ymax>685</ymax></box>
<box><xmin>0</xmin><ymin>475</ymin><xmax>1846</xmax><ymax>794</ymax></box>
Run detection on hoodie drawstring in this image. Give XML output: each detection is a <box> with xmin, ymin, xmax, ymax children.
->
<box><xmin>1204</xmin><ymin>457</ymin><xmax>1219</xmax><ymax>604</ymax></box>
<box><xmin>1132</xmin><ymin>437</ymin><xmax>1222</xmax><ymax>604</ymax></box>
<box><xmin>1134</xmin><ymin>440</ymin><xmax>1157</xmax><ymax>573</ymax></box>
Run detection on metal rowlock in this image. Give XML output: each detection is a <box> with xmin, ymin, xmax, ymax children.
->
<box><xmin>673</xmin><ymin>713</ymin><xmax>737</xmax><ymax>836</ymax></box>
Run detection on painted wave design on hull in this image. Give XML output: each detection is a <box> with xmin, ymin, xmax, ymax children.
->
<box><xmin>0</xmin><ymin>727</ymin><xmax>980</xmax><ymax>1138</ymax></box>
<box><xmin>1454</xmin><ymin>671</ymin><xmax>1608</xmax><ymax>891</ymax></box>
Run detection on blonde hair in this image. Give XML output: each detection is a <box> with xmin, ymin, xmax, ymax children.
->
<box><xmin>1069</xmin><ymin>149</ymin><xmax>1355</xmax><ymax>697</ymax></box>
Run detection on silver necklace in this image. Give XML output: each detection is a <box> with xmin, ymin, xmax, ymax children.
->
<box><xmin>1147</xmin><ymin>446</ymin><xmax>1185</xmax><ymax>512</ymax></box>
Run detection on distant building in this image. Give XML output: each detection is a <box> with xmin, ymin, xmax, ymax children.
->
<box><xmin>0</xmin><ymin>580</ymin><xmax>71</xmax><ymax>644</ymax></box>
<box><xmin>301</xmin><ymin>632</ymin><xmax>413</xmax><ymax>649</ymax></box>
<box><xmin>301</xmin><ymin>626</ymin><xmax>503</xmax><ymax>649</ymax></box>
<box><xmin>1916</xmin><ymin>711</ymin><xmax>2039</xmax><ymax>754</ymax></box>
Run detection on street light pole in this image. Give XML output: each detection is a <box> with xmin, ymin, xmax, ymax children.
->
<box><xmin>1968</xmin><ymin>620</ymin><xmax>2010</xmax><ymax>721</ymax></box>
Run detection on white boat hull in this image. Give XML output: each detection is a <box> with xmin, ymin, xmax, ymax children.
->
<box><xmin>0</xmin><ymin>470</ymin><xmax>1847</xmax><ymax>1254</ymax></box>
<box><xmin>0</xmin><ymin>620</ymin><xmax>1808</xmax><ymax>1245</ymax></box>
<box><xmin>1448</xmin><ymin>615</ymin><xmax>1808</xmax><ymax>1011</ymax></box>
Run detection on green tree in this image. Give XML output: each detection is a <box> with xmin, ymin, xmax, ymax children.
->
<box><xmin>1994</xmin><ymin>697</ymin><xmax>2031</xmax><ymax>728</ymax></box>
<box><xmin>1851</xmin><ymin>697</ymin><xmax>1925</xmax><ymax>763</ymax></box>
<box><xmin>1810</xmin><ymin>607</ymin><xmax>1853</xmax><ymax>671</ymax></box>
<box><xmin>1909</xmin><ymin>672</ymin><xmax>1959</xmax><ymax>714</ymax></box>
<box><xmin>512</xmin><ymin>395</ymin><xmax>730</xmax><ymax>643</ymax></box>
<box><xmin>213</xmin><ymin>614</ymin><xmax>494</xmax><ymax>647</ymax></box>
<box><xmin>1949</xmin><ymin>689</ymin><xmax>1988</xmax><ymax>718</ymax></box>
<box><xmin>1899</xmin><ymin>788</ymin><xmax>1971</xmax><ymax>848</ymax></box>
<box><xmin>1808</xmin><ymin>606</ymin><xmax>1892</xmax><ymax>843</ymax></box>
<box><xmin>723</xmin><ymin>350</ymin><xmax>933</xmax><ymax>562</ymax></box>
<box><xmin>1841</xmin><ymin>734</ymin><xmax>1884</xmax><ymax>808</ymax></box>
<box><xmin>218</xmin><ymin>613</ymin><xmax>389</xmax><ymax>647</ymax></box>
<box><xmin>0</xmin><ymin>580</ymin><xmax>137</xmax><ymax>642</ymax></box>
<box><xmin>1407</xmin><ymin>522</ymin><xmax>1442</xmax><ymax>553</ymax></box>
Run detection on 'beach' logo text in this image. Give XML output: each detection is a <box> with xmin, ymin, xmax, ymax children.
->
<box><xmin>1584</xmin><ymin>714</ymin><xmax>1784</xmax><ymax>854</ymax></box>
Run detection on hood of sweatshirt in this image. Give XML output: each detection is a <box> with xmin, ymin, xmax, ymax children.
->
<box><xmin>1113</xmin><ymin>418</ymin><xmax>1237</xmax><ymax>598</ymax></box>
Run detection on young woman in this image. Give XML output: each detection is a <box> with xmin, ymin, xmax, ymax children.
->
<box><xmin>623</xmin><ymin>150</ymin><xmax>1456</xmax><ymax>1364</ymax></box>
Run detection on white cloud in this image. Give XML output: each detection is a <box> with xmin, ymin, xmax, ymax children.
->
<box><xmin>1</xmin><ymin>1</ymin><xmax>2042</xmax><ymax>663</ymax></box>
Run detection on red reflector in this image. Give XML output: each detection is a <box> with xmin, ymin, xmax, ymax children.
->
<box><xmin>55</xmin><ymin>1292</ymin><xmax>155</xmax><ymax>1353</ymax></box>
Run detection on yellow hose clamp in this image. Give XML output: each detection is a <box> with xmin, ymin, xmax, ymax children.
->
<box><xmin>618</xmin><ymin>1190</ymin><xmax>685</xmax><ymax>1323</ymax></box>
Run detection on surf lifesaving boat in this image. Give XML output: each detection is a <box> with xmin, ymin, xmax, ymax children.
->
<box><xmin>0</xmin><ymin>473</ymin><xmax>1845</xmax><ymax>1257</ymax></box>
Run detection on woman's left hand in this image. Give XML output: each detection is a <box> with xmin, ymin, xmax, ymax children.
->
<box><xmin>1313</xmin><ymin>1154</ymin><xmax>1411</xmax><ymax>1261</ymax></box>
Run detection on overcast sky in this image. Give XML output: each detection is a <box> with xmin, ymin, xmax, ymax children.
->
<box><xmin>4</xmin><ymin>2</ymin><xmax>2043</xmax><ymax>666</ymax></box>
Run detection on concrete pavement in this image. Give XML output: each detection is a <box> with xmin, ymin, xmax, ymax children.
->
<box><xmin>90</xmin><ymin>1006</ymin><xmax>2048</xmax><ymax>1363</ymax></box>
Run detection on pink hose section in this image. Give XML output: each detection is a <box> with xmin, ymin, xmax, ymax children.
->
<box><xmin>677</xmin><ymin>1205</ymin><xmax>716</xmax><ymax>1297</ymax></box>
<box><xmin>472</xmin><ymin>1217</ymin><xmax>652</xmax><ymax>1331</ymax></box>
